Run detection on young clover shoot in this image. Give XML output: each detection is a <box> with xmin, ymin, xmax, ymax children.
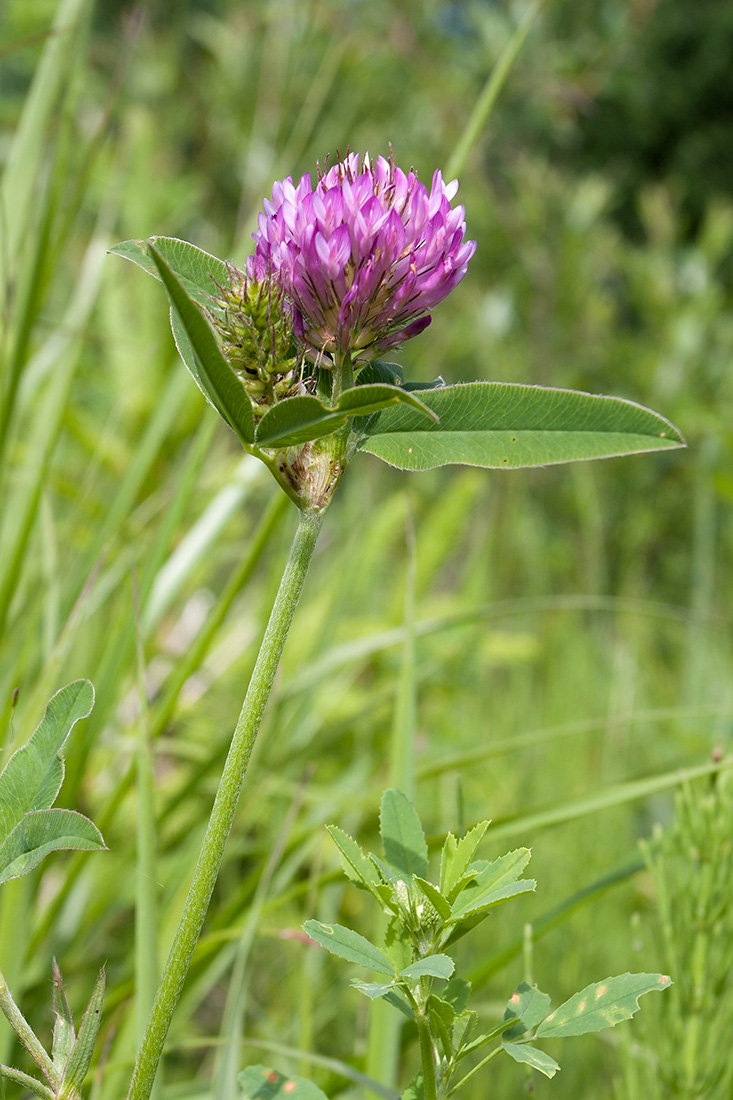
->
<box><xmin>296</xmin><ymin>790</ymin><xmax>672</xmax><ymax>1100</ymax></box>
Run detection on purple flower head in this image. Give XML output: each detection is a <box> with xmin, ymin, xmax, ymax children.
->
<box><xmin>247</xmin><ymin>151</ymin><xmax>476</xmax><ymax>365</ymax></box>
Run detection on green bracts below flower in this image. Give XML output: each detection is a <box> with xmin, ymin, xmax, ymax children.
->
<box><xmin>208</xmin><ymin>265</ymin><xmax>308</xmax><ymax>416</ymax></box>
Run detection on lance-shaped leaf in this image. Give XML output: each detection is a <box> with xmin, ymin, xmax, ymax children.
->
<box><xmin>326</xmin><ymin>826</ymin><xmax>394</xmax><ymax>909</ymax></box>
<box><xmin>239</xmin><ymin>1066</ymin><xmax>330</xmax><ymax>1100</ymax></box>
<box><xmin>52</xmin><ymin>962</ymin><xmax>76</xmax><ymax>1071</ymax></box>
<box><xmin>358</xmin><ymin>382</ymin><xmax>685</xmax><ymax>470</ymax></box>
<box><xmin>255</xmin><ymin>396</ymin><xmax>345</xmax><ymax>448</ymax></box>
<box><xmin>448</xmin><ymin>849</ymin><xmax>533</xmax><ymax>922</ymax></box>
<box><xmin>439</xmin><ymin>821</ymin><xmax>490</xmax><ymax>901</ymax></box>
<box><xmin>455</xmin><ymin>1016</ymin><xmax>522</xmax><ymax>1062</ymax></box>
<box><xmin>254</xmin><ymin>385</ymin><xmax>436</xmax><ymax>449</ymax></box>
<box><xmin>58</xmin><ymin>969</ymin><xmax>105</xmax><ymax>1099</ymax></box>
<box><xmin>414</xmin><ymin>876</ymin><xmax>452</xmax><ymax>921</ymax></box>
<box><xmin>380</xmin><ymin>789</ymin><xmax>429</xmax><ymax>881</ymax></box>
<box><xmin>502</xmin><ymin>1042</ymin><xmax>560</xmax><ymax>1078</ymax></box>
<box><xmin>145</xmin><ymin>242</ymin><xmax>255</xmax><ymax>445</ymax></box>
<box><xmin>0</xmin><ymin>809</ymin><xmax>106</xmax><ymax>885</ymax></box>
<box><xmin>0</xmin><ymin>680</ymin><xmax>94</xmax><ymax>840</ymax></box>
<box><xmin>302</xmin><ymin>920</ymin><xmax>395</xmax><ymax>976</ymax></box>
<box><xmin>109</xmin><ymin>236</ymin><xmax>231</xmax><ymax>310</ymax></box>
<box><xmin>536</xmin><ymin>973</ymin><xmax>672</xmax><ymax>1038</ymax></box>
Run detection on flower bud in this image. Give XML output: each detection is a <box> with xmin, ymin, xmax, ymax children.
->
<box><xmin>209</xmin><ymin>265</ymin><xmax>306</xmax><ymax>414</ymax></box>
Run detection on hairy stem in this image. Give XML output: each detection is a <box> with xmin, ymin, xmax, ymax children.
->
<box><xmin>126</xmin><ymin>506</ymin><xmax>326</xmax><ymax>1100</ymax></box>
<box><xmin>0</xmin><ymin>1063</ymin><xmax>55</xmax><ymax>1100</ymax></box>
<box><xmin>416</xmin><ymin>1011</ymin><xmax>439</xmax><ymax>1100</ymax></box>
<box><xmin>0</xmin><ymin>968</ymin><xmax>59</xmax><ymax>1089</ymax></box>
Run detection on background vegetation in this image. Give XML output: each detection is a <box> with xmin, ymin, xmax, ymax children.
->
<box><xmin>1</xmin><ymin>1</ymin><xmax>731</xmax><ymax>1097</ymax></box>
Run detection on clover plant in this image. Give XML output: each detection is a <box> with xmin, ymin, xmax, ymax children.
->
<box><xmin>0</xmin><ymin>150</ymin><xmax>683</xmax><ymax>1100</ymax></box>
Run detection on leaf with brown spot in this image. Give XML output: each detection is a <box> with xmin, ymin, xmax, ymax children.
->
<box><xmin>238</xmin><ymin>1066</ymin><xmax>330</xmax><ymax>1100</ymax></box>
<box><xmin>536</xmin><ymin>973</ymin><xmax>672</xmax><ymax>1038</ymax></box>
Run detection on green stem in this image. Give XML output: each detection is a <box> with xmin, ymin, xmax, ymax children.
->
<box><xmin>331</xmin><ymin>351</ymin><xmax>353</xmax><ymax>404</ymax></box>
<box><xmin>447</xmin><ymin>1045</ymin><xmax>503</xmax><ymax>1097</ymax></box>
<box><xmin>126</xmin><ymin>506</ymin><xmax>326</xmax><ymax>1100</ymax></box>
<box><xmin>0</xmin><ymin>968</ymin><xmax>59</xmax><ymax>1089</ymax></box>
<box><xmin>416</xmin><ymin>1011</ymin><xmax>438</xmax><ymax>1100</ymax></box>
<box><xmin>0</xmin><ymin>1063</ymin><xmax>55</xmax><ymax>1100</ymax></box>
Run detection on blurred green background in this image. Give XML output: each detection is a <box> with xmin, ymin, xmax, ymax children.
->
<box><xmin>1</xmin><ymin>1</ymin><xmax>732</xmax><ymax>1098</ymax></box>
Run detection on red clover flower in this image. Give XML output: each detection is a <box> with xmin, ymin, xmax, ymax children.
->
<box><xmin>247</xmin><ymin>151</ymin><xmax>476</xmax><ymax>367</ymax></box>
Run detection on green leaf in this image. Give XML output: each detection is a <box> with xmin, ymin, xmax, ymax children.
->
<box><xmin>444</xmin><ymin>978</ymin><xmax>472</xmax><ymax>1014</ymax></box>
<box><xmin>536</xmin><ymin>973</ymin><xmax>672</xmax><ymax>1039</ymax></box>
<box><xmin>452</xmin><ymin>1009</ymin><xmax>478</xmax><ymax>1053</ymax></box>
<box><xmin>427</xmin><ymin>994</ymin><xmax>455</xmax><ymax>1026</ymax></box>
<box><xmin>59</xmin><ymin>969</ymin><xmax>105</xmax><ymax>1099</ymax></box>
<box><xmin>502</xmin><ymin>1042</ymin><xmax>560</xmax><ymax>1078</ymax></box>
<box><xmin>0</xmin><ymin>809</ymin><xmax>106</xmax><ymax>885</ymax></box>
<box><xmin>351</xmin><ymin>980</ymin><xmax>396</xmax><ymax>1000</ymax></box>
<box><xmin>400</xmin><ymin>1073</ymin><xmax>424</xmax><ymax>1100</ymax></box>
<box><xmin>503</xmin><ymin>982</ymin><xmax>552</xmax><ymax>1039</ymax></box>
<box><xmin>414</xmin><ymin>876</ymin><xmax>452</xmax><ymax>921</ymax></box>
<box><xmin>427</xmin><ymin>995</ymin><xmax>455</xmax><ymax>1058</ymax></box>
<box><xmin>146</xmin><ymin>243</ymin><xmax>255</xmax><ymax>445</ymax></box>
<box><xmin>52</xmin><ymin>962</ymin><xmax>75</xmax><ymax>1070</ymax></box>
<box><xmin>455</xmin><ymin>1017</ymin><xmax>521</xmax><ymax>1062</ymax></box>
<box><xmin>439</xmin><ymin>821</ymin><xmax>489</xmax><ymax>901</ymax></box>
<box><xmin>326</xmin><ymin>826</ymin><xmax>388</xmax><ymax>905</ymax></box>
<box><xmin>255</xmin><ymin>396</ymin><xmax>345</xmax><ymax>448</ymax></box>
<box><xmin>398</xmin><ymin>955</ymin><xmax>455</xmax><ymax>981</ymax></box>
<box><xmin>340</xmin><ymin>384</ymin><xmax>437</xmax><ymax>423</ymax></box>
<box><xmin>448</xmin><ymin>849</ymin><xmax>534</xmax><ymax>922</ymax></box>
<box><xmin>109</xmin><ymin>236</ymin><xmax>231</xmax><ymax>311</ymax></box>
<box><xmin>254</xmin><ymin>385</ymin><xmax>435</xmax><ymax>449</ymax></box>
<box><xmin>380</xmin><ymin>789</ymin><xmax>429</xmax><ymax>881</ymax></box>
<box><xmin>370</xmin><ymin>852</ymin><xmax>401</xmax><ymax>886</ymax></box>
<box><xmin>403</xmin><ymin>379</ymin><xmax>447</xmax><ymax>392</ymax></box>
<box><xmin>383</xmin><ymin>990</ymin><xmax>416</xmax><ymax>1021</ymax></box>
<box><xmin>302</xmin><ymin>920</ymin><xmax>395</xmax><ymax>976</ymax></box>
<box><xmin>355</xmin><ymin>360</ymin><xmax>403</xmax><ymax>386</ymax></box>
<box><xmin>238</xmin><ymin>1066</ymin><xmax>329</xmax><ymax>1100</ymax></box>
<box><xmin>358</xmin><ymin>382</ymin><xmax>685</xmax><ymax>470</ymax></box>
<box><xmin>0</xmin><ymin>680</ymin><xmax>94</xmax><ymax>839</ymax></box>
